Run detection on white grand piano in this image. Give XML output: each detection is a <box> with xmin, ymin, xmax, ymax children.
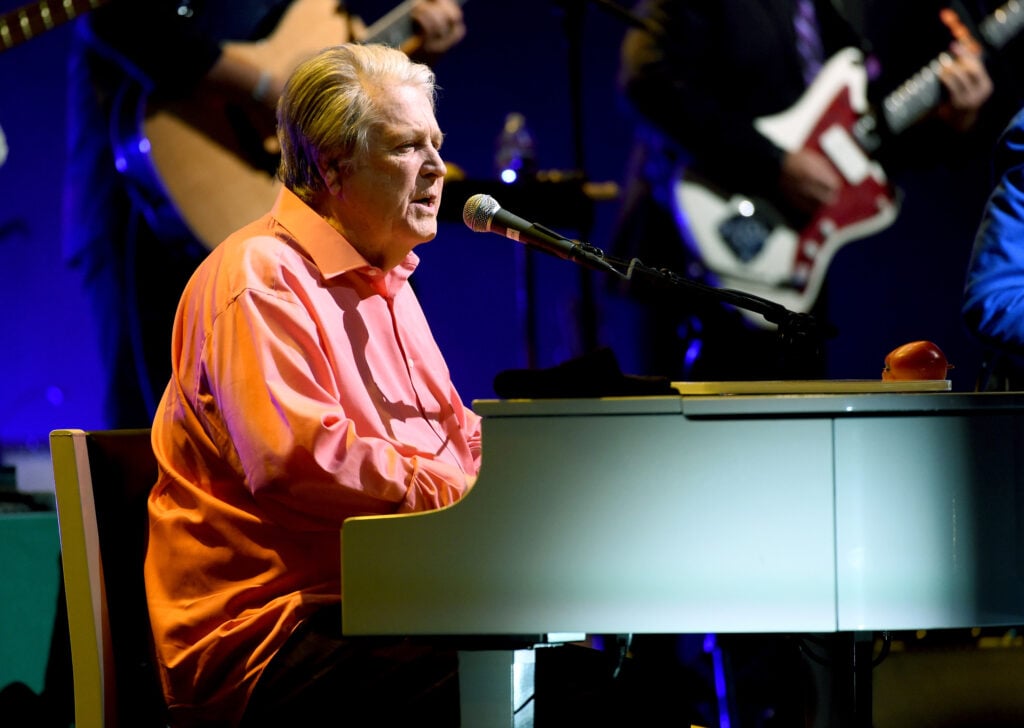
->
<box><xmin>341</xmin><ymin>391</ymin><xmax>1024</xmax><ymax>725</ymax></box>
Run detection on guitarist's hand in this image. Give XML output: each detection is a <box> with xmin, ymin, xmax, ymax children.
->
<box><xmin>779</xmin><ymin>148</ymin><xmax>841</xmax><ymax>216</ymax></box>
<box><xmin>413</xmin><ymin>0</ymin><xmax>466</xmax><ymax>52</ymax></box>
<box><xmin>936</xmin><ymin>40</ymin><xmax>993</xmax><ymax>132</ymax></box>
<box><xmin>406</xmin><ymin>0</ymin><xmax>467</xmax><ymax>61</ymax></box>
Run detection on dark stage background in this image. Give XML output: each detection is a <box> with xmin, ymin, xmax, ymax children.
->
<box><xmin>0</xmin><ymin>0</ymin><xmax>998</xmax><ymax>449</ymax></box>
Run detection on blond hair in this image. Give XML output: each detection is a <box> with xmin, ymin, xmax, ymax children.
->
<box><xmin>276</xmin><ymin>43</ymin><xmax>437</xmax><ymax>202</ymax></box>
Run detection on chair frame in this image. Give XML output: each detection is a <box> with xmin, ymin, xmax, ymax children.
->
<box><xmin>50</xmin><ymin>428</ymin><xmax>165</xmax><ymax>728</ymax></box>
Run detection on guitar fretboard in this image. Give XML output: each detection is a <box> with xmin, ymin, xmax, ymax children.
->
<box><xmin>0</xmin><ymin>0</ymin><xmax>108</xmax><ymax>52</ymax></box>
<box><xmin>362</xmin><ymin>0</ymin><xmax>467</xmax><ymax>48</ymax></box>
<box><xmin>362</xmin><ymin>0</ymin><xmax>418</xmax><ymax>47</ymax></box>
<box><xmin>980</xmin><ymin>0</ymin><xmax>1024</xmax><ymax>49</ymax></box>
<box><xmin>882</xmin><ymin>0</ymin><xmax>1024</xmax><ymax>135</ymax></box>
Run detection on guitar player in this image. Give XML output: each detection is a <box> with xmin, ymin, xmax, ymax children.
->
<box><xmin>826</xmin><ymin>0</ymin><xmax>1024</xmax><ymax>391</ymax></box>
<box><xmin>606</xmin><ymin>2</ymin><xmax>994</xmax><ymax>724</ymax></box>
<box><xmin>60</xmin><ymin>0</ymin><xmax>467</xmax><ymax>433</ymax></box>
<box><xmin>606</xmin><ymin>0</ymin><xmax>993</xmax><ymax>387</ymax></box>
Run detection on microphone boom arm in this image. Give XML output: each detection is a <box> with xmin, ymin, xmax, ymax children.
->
<box><xmin>462</xmin><ymin>192</ymin><xmax>834</xmax><ymax>360</ymax></box>
<box><xmin>537</xmin><ymin>237</ymin><xmax>836</xmax><ymax>358</ymax></box>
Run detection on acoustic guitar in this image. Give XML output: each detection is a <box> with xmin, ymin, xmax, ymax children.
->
<box><xmin>110</xmin><ymin>0</ymin><xmax>466</xmax><ymax>250</ymax></box>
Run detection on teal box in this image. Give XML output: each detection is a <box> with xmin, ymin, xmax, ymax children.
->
<box><xmin>0</xmin><ymin>513</ymin><xmax>61</xmax><ymax>694</ymax></box>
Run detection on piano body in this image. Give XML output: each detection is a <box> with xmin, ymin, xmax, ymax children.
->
<box><xmin>341</xmin><ymin>392</ymin><xmax>1024</xmax><ymax>724</ymax></box>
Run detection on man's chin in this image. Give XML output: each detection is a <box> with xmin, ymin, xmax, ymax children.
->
<box><xmin>412</xmin><ymin>223</ymin><xmax>438</xmax><ymax>243</ymax></box>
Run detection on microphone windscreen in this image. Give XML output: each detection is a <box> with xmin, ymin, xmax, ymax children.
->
<box><xmin>462</xmin><ymin>194</ymin><xmax>500</xmax><ymax>232</ymax></box>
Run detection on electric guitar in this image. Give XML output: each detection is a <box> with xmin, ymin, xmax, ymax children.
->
<box><xmin>672</xmin><ymin>1</ymin><xmax>1024</xmax><ymax>329</ymax></box>
<box><xmin>0</xmin><ymin>0</ymin><xmax>112</xmax><ymax>179</ymax></box>
<box><xmin>0</xmin><ymin>0</ymin><xmax>108</xmax><ymax>53</ymax></box>
<box><xmin>110</xmin><ymin>0</ymin><xmax>466</xmax><ymax>251</ymax></box>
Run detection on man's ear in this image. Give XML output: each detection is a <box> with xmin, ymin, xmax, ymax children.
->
<box><xmin>317</xmin><ymin>156</ymin><xmax>342</xmax><ymax>196</ymax></box>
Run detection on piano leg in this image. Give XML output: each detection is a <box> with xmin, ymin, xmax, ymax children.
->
<box><xmin>851</xmin><ymin>631</ymin><xmax>874</xmax><ymax>727</ymax></box>
<box><xmin>802</xmin><ymin>631</ymin><xmax>880</xmax><ymax>727</ymax></box>
<box><xmin>458</xmin><ymin>648</ymin><xmax>535</xmax><ymax>727</ymax></box>
<box><xmin>826</xmin><ymin>631</ymin><xmax>874</xmax><ymax>728</ymax></box>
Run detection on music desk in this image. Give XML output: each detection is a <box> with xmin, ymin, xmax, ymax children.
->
<box><xmin>341</xmin><ymin>392</ymin><xmax>1024</xmax><ymax>725</ymax></box>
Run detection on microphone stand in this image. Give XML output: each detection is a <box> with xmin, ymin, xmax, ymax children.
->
<box><xmin>554</xmin><ymin>0</ymin><xmax>598</xmax><ymax>356</ymax></box>
<box><xmin>547</xmin><ymin>236</ymin><xmax>836</xmax><ymax>379</ymax></box>
<box><xmin>545</xmin><ymin>0</ymin><xmax>663</xmax><ymax>361</ymax></box>
<box><xmin>549</xmin><ymin>0</ymin><xmax>654</xmax><ymax>358</ymax></box>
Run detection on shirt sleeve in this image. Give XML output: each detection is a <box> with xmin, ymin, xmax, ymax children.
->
<box><xmin>198</xmin><ymin>276</ymin><xmax>475</xmax><ymax>533</ymax></box>
<box><xmin>962</xmin><ymin>110</ymin><xmax>1024</xmax><ymax>356</ymax></box>
<box><xmin>86</xmin><ymin>1</ymin><xmax>224</xmax><ymax>94</ymax></box>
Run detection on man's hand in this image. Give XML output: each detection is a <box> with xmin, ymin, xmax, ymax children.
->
<box><xmin>410</xmin><ymin>0</ymin><xmax>466</xmax><ymax>59</ymax></box>
<box><xmin>779</xmin><ymin>148</ymin><xmax>842</xmax><ymax>216</ymax></box>
<box><xmin>936</xmin><ymin>40</ymin><xmax>993</xmax><ymax>132</ymax></box>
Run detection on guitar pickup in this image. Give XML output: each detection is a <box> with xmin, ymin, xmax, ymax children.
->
<box><xmin>819</xmin><ymin>124</ymin><xmax>871</xmax><ymax>185</ymax></box>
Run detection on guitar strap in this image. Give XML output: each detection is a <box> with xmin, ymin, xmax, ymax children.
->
<box><xmin>827</xmin><ymin>0</ymin><xmax>866</xmax><ymax>36</ymax></box>
<box><xmin>823</xmin><ymin>0</ymin><xmax>879</xmax><ymax>77</ymax></box>
<box><xmin>794</xmin><ymin>0</ymin><xmax>826</xmax><ymax>85</ymax></box>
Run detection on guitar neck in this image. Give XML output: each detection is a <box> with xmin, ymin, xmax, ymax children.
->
<box><xmin>882</xmin><ymin>0</ymin><xmax>1024</xmax><ymax>135</ymax></box>
<box><xmin>363</xmin><ymin>0</ymin><xmax>419</xmax><ymax>47</ymax></box>
<box><xmin>0</xmin><ymin>0</ymin><xmax>109</xmax><ymax>53</ymax></box>
<box><xmin>361</xmin><ymin>0</ymin><xmax>467</xmax><ymax>48</ymax></box>
<box><xmin>979</xmin><ymin>0</ymin><xmax>1024</xmax><ymax>50</ymax></box>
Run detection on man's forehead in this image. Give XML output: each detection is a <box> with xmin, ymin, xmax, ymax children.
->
<box><xmin>371</xmin><ymin>113</ymin><xmax>441</xmax><ymax>142</ymax></box>
<box><xmin>362</xmin><ymin>84</ymin><xmax>439</xmax><ymax>141</ymax></box>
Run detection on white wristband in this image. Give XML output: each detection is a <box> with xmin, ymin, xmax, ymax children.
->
<box><xmin>252</xmin><ymin>70</ymin><xmax>273</xmax><ymax>103</ymax></box>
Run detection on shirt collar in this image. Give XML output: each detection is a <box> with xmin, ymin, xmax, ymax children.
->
<box><xmin>269</xmin><ymin>187</ymin><xmax>420</xmax><ymax>284</ymax></box>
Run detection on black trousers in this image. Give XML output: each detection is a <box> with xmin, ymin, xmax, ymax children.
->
<box><xmin>237</xmin><ymin>607</ymin><xmax>646</xmax><ymax>727</ymax></box>
<box><xmin>240</xmin><ymin>605</ymin><xmax>461</xmax><ymax>727</ymax></box>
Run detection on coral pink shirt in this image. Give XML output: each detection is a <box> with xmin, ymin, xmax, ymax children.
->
<box><xmin>145</xmin><ymin>187</ymin><xmax>481</xmax><ymax>725</ymax></box>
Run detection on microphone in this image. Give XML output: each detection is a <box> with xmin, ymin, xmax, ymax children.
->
<box><xmin>462</xmin><ymin>194</ymin><xmax>617</xmax><ymax>273</ymax></box>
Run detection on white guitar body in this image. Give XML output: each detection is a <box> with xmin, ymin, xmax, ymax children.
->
<box><xmin>673</xmin><ymin>47</ymin><xmax>899</xmax><ymax>328</ymax></box>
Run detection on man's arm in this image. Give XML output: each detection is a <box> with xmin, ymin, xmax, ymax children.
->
<box><xmin>208</xmin><ymin>1</ymin><xmax>468</xmax><ymax>121</ymax></box>
<box><xmin>963</xmin><ymin>110</ymin><xmax>1024</xmax><ymax>355</ymax></box>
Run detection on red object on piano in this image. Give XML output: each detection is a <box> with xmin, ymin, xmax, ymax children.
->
<box><xmin>882</xmin><ymin>340</ymin><xmax>951</xmax><ymax>381</ymax></box>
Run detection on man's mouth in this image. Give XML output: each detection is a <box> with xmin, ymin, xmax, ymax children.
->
<box><xmin>412</xmin><ymin>192</ymin><xmax>439</xmax><ymax>211</ymax></box>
